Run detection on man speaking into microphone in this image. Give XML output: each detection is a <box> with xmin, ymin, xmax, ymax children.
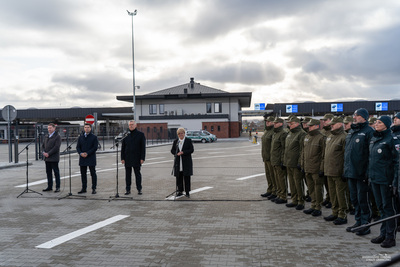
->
<box><xmin>76</xmin><ymin>123</ymin><xmax>99</xmax><ymax>194</ymax></box>
<box><xmin>121</xmin><ymin>120</ymin><xmax>146</xmax><ymax>195</ymax></box>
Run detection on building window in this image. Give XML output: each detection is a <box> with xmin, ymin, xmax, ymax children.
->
<box><xmin>159</xmin><ymin>104</ymin><xmax>165</xmax><ymax>114</ymax></box>
<box><xmin>214</xmin><ymin>103</ymin><xmax>222</xmax><ymax>113</ymax></box>
<box><xmin>149</xmin><ymin>104</ymin><xmax>157</xmax><ymax>114</ymax></box>
<box><xmin>206</xmin><ymin>103</ymin><xmax>212</xmax><ymax>113</ymax></box>
<box><xmin>204</xmin><ymin>126</ymin><xmax>207</xmax><ymax>131</ymax></box>
<box><xmin>211</xmin><ymin>126</ymin><xmax>214</xmax><ymax>132</ymax></box>
<box><xmin>218</xmin><ymin>126</ymin><xmax>221</xmax><ymax>131</ymax></box>
<box><xmin>147</xmin><ymin>127</ymin><xmax>150</xmax><ymax>133</ymax></box>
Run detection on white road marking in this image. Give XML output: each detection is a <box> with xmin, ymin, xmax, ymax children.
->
<box><xmin>236</xmin><ymin>173</ymin><xmax>264</xmax><ymax>180</ymax></box>
<box><xmin>165</xmin><ymin>186</ymin><xmax>213</xmax><ymax>200</ymax></box>
<box><xmin>36</xmin><ymin>215</ymin><xmax>129</xmax><ymax>249</ymax></box>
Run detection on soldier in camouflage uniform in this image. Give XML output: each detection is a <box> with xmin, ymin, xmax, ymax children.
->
<box><xmin>321</xmin><ymin>113</ymin><xmax>334</xmax><ymax>209</ymax></box>
<box><xmin>261</xmin><ymin>116</ymin><xmax>276</xmax><ymax>198</ymax></box>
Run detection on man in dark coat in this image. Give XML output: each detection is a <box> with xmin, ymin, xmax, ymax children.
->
<box><xmin>344</xmin><ymin>108</ymin><xmax>374</xmax><ymax>236</ymax></box>
<box><xmin>121</xmin><ymin>120</ymin><xmax>146</xmax><ymax>195</ymax></box>
<box><xmin>76</xmin><ymin>123</ymin><xmax>98</xmax><ymax>194</ymax></box>
<box><xmin>171</xmin><ymin>128</ymin><xmax>194</xmax><ymax>197</ymax></box>
<box><xmin>42</xmin><ymin>123</ymin><xmax>61</xmax><ymax>192</ymax></box>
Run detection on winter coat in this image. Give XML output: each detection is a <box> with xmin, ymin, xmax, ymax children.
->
<box><xmin>324</xmin><ymin>127</ymin><xmax>346</xmax><ymax>177</ymax></box>
<box><xmin>301</xmin><ymin>129</ymin><xmax>325</xmax><ymax>174</ymax></box>
<box><xmin>368</xmin><ymin>128</ymin><xmax>398</xmax><ymax>185</ymax></box>
<box><xmin>283</xmin><ymin>126</ymin><xmax>306</xmax><ymax>168</ymax></box>
<box><xmin>76</xmin><ymin>132</ymin><xmax>98</xmax><ymax>166</ymax></box>
<box><xmin>171</xmin><ymin>138</ymin><xmax>194</xmax><ymax>177</ymax></box>
<box><xmin>270</xmin><ymin>126</ymin><xmax>287</xmax><ymax>166</ymax></box>
<box><xmin>42</xmin><ymin>131</ymin><xmax>61</xmax><ymax>162</ymax></box>
<box><xmin>261</xmin><ymin>126</ymin><xmax>274</xmax><ymax>162</ymax></box>
<box><xmin>343</xmin><ymin>122</ymin><xmax>374</xmax><ymax>179</ymax></box>
<box><xmin>121</xmin><ymin>129</ymin><xmax>146</xmax><ymax>167</ymax></box>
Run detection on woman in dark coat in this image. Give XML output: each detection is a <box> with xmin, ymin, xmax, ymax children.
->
<box><xmin>171</xmin><ymin>128</ymin><xmax>194</xmax><ymax>197</ymax></box>
<box><xmin>369</xmin><ymin>116</ymin><xmax>398</xmax><ymax>248</ymax></box>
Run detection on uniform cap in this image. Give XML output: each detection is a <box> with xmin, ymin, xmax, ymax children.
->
<box><xmin>377</xmin><ymin>115</ymin><xmax>392</xmax><ymax>129</ymax></box>
<box><xmin>322</xmin><ymin>113</ymin><xmax>334</xmax><ymax>121</ymax></box>
<box><xmin>354</xmin><ymin>108</ymin><xmax>369</xmax><ymax>121</ymax></box>
<box><xmin>303</xmin><ymin>117</ymin><xmax>312</xmax><ymax>123</ymax></box>
<box><xmin>287</xmin><ymin>116</ymin><xmax>300</xmax><ymax>123</ymax></box>
<box><xmin>273</xmin><ymin>117</ymin><xmax>284</xmax><ymax>123</ymax></box>
<box><xmin>266</xmin><ymin>116</ymin><xmax>275</xmax><ymax>122</ymax></box>
<box><xmin>329</xmin><ymin>116</ymin><xmax>343</xmax><ymax>125</ymax></box>
<box><xmin>368</xmin><ymin>117</ymin><xmax>377</xmax><ymax>124</ymax></box>
<box><xmin>394</xmin><ymin>112</ymin><xmax>400</xmax><ymax>120</ymax></box>
<box><xmin>308</xmin><ymin>119</ymin><xmax>320</xmax><ymax>126</ymax></box>
<box><xmin>343</xmin><ymin>116</ymin><xmax>353</xmax><ymax>124</ymax></box>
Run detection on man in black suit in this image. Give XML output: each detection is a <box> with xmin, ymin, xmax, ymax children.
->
<box><xmin>42</xmin><ymin>123</ymin><xmax>62</xmax><ymax>192</ymax></box>
<box><xmin>76</xmin><ymin>123</ymin><xmax>99</xmax><ymax>194</ymax></box>
<box><xmin>121</xmin><ymin>120</ymin><xmax>146</xmax><ymax>195</ymax></box>
<box><xmin>171</xmin><ymin>128</ymin><xmax>194</xmax><ymax>197</ymax></box>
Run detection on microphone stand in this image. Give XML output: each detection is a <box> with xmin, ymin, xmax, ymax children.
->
<box><xmin>165</xmin><ymin>140</ymin><xmax>180</xmax><ymax>200</ymax></box>
<box><xmin>59</xmin><ymin>132</ymin><xmax>86</xmax><ymax>200</ymax></box>
<box><xmin>17</xmin><ymin>138</ymin><xmax>42</xmax><ymax>198</ymax></box>
<box><xmin>109</xmin><ymin>132</ymin><xmax>132</xmax><ymax>201</ymax></box>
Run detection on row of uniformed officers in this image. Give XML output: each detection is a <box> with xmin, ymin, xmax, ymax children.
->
<box><xmin>261</xmin><ymin>108</ymin><xmax>400</xmax><ymax>248</ymax></box>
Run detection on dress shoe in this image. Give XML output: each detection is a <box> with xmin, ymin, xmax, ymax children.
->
<box><xmin>285</xmin><ymin>202</ymin><xmax>297</xmax><ymax>208</ymax></box>
<box><xmin>124</xmin><ymin>191</ymin><xmax>131</xmax><ymax>195</ymax></box>
<box><xmin>295</xmin><ymin>204</ymin><xmax>305</xmax><ymax>210</ymax></box>
<box><xmin>381</xmin><ymin>238</ymin><xmax>396</xmax><ymax>248</ymax></box>
<box><xmin>275</xmin><ymin>198</ymin><xmax>287</xmax><ymax>204</ymax></box>
<box><xmin>78</xmin><ymin>190</ymin><xmax>87</xmax><ymax>194</ymax></box>
<box><xmin>371</xmin><ymin>235</ymin><xmax>385</xmax><ymax>244</ymax></box>
<box><xmin>304</xmin><ymin>196</ymin><xmax>311</xmax><ymax>202</ymax></box>
<box><xmin>324</xmin><ymin>214</ymin><xmax>338</xmax><ymax>221</ymax></box>
<box><xmin>267</xmin><ymin>194</ymin><xmax>277</xmax><ymax>200</ymax></box>
<box><xmin>355</xmin><ymin>227</ymin><xmax>371</xmax><ymax>236</ymax></box>
<box><xmin>92</xmin><ymin>189</ymin><xmax>96</xmax><ymax>194</ymax></box>
<box><xmin>333</xmin><ymin>218</ymin><xmax>347</xmax><ymax>225</ymax></box>
<box><xmin>177</xmin><ymin>192</ymin><xmax>183</xmax><ymax>196</ymax></box>
<box><xmin>261</xmin><ymin>192</ymin><xmax>271</xmax><ymax>197</ymax></box>
<box><xmin>138</xmin><ymin>190</ymin><xmax>142</xmax><ymax>195</ymax></box>
<box><xmin>325</xmin><ymin>202</ymin><xmax>332</xmax><ymax>209</ymax></box>
<box><xmin>42</xmin><ymin>188</ymin><xmax>52</xmax><ymax>192</ymax></box>
<box><xmin>54</xmin><ymin>188</ymin><xmax>60</xmax><ymax>193</ymax></box>
<box><xmin>271</xmin><ymin>197</ymin><xmax>278</xmax><ymax>202</ymax></box>
<box><xmin>303</xmin><ymin>208</ymin><xmax>315</xmax><ymax>215</ymax></box>
<box><xmin>321</xmin><ymin>199</ymin><xmax>329</xmax><ymax>206</ymax></box>
<box><xmin>311</xmin><ymin>210</ymin><xmax>322</xmax><ymax>217</ymax></box>
<box><xmin>346</xmin><ymin>222</ymin><xmax>361</xmax><ymax>232</ymax></box>
<box><xmin>186</xmin><ymin>193</ymin><xmax>190</xmax><ymax>198</ymax></box>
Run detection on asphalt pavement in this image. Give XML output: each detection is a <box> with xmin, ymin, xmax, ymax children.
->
<box><xmin>0</xmin><ymin>138</ymin><xmax>397</xmax><ymax>266</ymax></box>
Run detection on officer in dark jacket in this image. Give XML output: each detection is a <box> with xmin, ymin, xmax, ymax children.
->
<box><xmin>369</xmin><ymin>116</ymin><xmax>398</xmax><ymax>248</ymax></box>
<box><xmin>344</xmin><ymin>108</ymin><xmax>374</xmax><ymax>235</ymax></box>
<box><xmin>42</xmin><ymin>123</ymin><xmax>62</xmax><ymax>192</ymax></box>
<box><xmin>76</xmin><ymin>123</ymin><xmax>99</xmax><ymax>194</ymax></box>
<box><xmin>261</xmin><ymin>116</ymin><xmax>276</xmax><ymax>198</ymax></box>
<box><xmin>121</xmin><ymin>120</ymin><xmax>146</xmax><ymax>195</ymax></box>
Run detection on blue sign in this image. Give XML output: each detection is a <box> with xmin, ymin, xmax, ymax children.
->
<box><xmin>286</xmin><ymin>105</ymin><xmax>298</xmax><ymax>113</ymax></box>
<box><xmin>331</xmin><ymin>103</ymin><xmax>343</xmax><ymax>112</ymax></box>
<box><xmin>260</xmin><ymin>103</ymin><xmax>265</xmax><ymax>110</ymax></box>
<box><xmin>376</xmin><ymin>102</ymin><xmax>388</xmax><ymax>111</ymax></box>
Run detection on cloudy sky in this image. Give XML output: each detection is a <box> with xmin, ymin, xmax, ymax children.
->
<box><xmin>1</xmin><ymin>0</ymin><xmax>399</xmax><ymax>110</ymax></box>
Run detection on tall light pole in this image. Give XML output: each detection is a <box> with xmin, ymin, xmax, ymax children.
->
<box><xmin>127</xmin><ymin>9</ymin><xmax>137</xmax><ymax>120</ymax></box>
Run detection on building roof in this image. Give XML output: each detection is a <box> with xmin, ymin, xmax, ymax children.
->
<box><xmin>116</xmin><ymin>77</ymin><xmax>252</xmax><ymax>107</ymax></box>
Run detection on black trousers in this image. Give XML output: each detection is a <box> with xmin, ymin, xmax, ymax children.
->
<box><xmin>45</xmin><ymin>161</ymin><xmax>60</xmax><ymax>189</ymax></box>
<box><xmin>125</xmin><ymin>166</ymin><xmax>142</xmax><ymax>192</ymax></box>
<box><xmin>80</xmin><ymin>165</ymin><xmax>97</xmax><ymax>190</ymax></box>
<box><xmin>177</xmin><ymin>171</ymin><xmax>191</xmax><ymax>194</ymax></box>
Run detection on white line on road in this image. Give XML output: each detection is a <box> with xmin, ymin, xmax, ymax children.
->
<box><xmin>165</xmin><ymin>186</ymin><xmax>213</xmax><ymax>200</ymax></box>
<box><xmin>236</xmin><ymin>173</ymin><xmax>264</xmax><ymax>180</ymax></box>
<box><xmin>36</xmin><ymin>215</ymin><xmax>130</xmax><ymax>249</ymax></box>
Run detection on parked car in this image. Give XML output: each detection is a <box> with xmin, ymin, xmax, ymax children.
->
<box><xmin>200</xmin><ymin>130</ymin><xmax>217</xmax><ymax>142</ymax></box>
<box><xmin>186</xmin><ymin>131</ymin><xmax>211</xmax><ymax>143</ymax></box>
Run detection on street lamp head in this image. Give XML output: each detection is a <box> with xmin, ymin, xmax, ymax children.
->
<box><xmin>127</xmin><ymin>9</ymin><xmax>137</xmax><ymax>16</ymax></box>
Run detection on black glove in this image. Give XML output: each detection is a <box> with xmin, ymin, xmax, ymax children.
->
<box><xmin>318</xmin><ymin>171</ymin><xmax>324</xmax><ymax>178</ymax></box>
<box><xmin>281</xmin><ymin>164</ymin><xmax>286</xmax><ymax>170</ymax></box>
<box><xmin>297</xmin><ymin>165</ymin><xmax>302</xmax><ymax>171</ymax></box>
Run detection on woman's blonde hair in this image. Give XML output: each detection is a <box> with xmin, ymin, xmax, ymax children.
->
<box><xmin>177</xmin><ymin>128</ymin><xmax>186</xmax><ymax>134</ymax></box>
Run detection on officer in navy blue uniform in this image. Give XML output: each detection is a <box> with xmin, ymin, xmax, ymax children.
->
<box><xmin>76</xmin><ymin>123</ymin><xmax>99</xmax><ymax>194</ymax></box>
<box><xmin>344</xmin><ymin>108</ymin><xmax>374</xmax><ymax>235</ymax></box>
<box><xmin>369</xmin><ymin>116</ymin><xmax>398</xmax><ymax>248</ymax></box>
